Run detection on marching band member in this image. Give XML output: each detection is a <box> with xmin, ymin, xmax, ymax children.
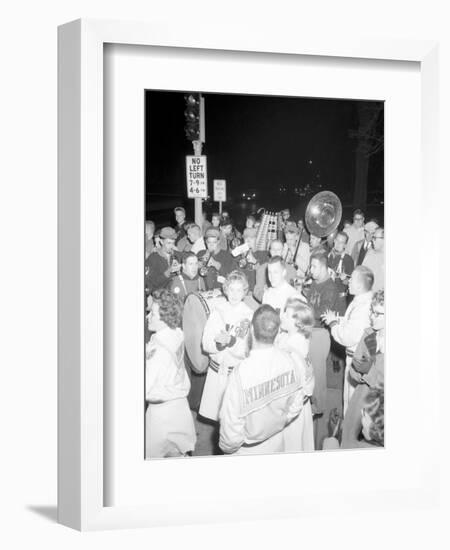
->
<box><xmin>145</xmin><ymin>289</ymin><xmax>196</xmax><ymax>458</ymax></box>
<box><xmin>145</xmin><ymin>227</ymin><xmax>182</xmax><ymax>294</ymax></box>
<box><xmin>219</xmin><ymin>305</ymin><xmax>305</xmax><ymax>455</ymax></box>
<box><xmin>321</xmin><ymin>266</ymin><xmax>374</xmax><ymax>414</ymax></box>
<box><xmin>263</xmin><ymin>256</ymin><xmax>305</xmax><ymax>314</ymax></box>
<box><xmin>237</xmin><ymin>233</ymin><xmax>267</xmax><ymax>292</ymax></box>
<box><xmin>282</xmin><ymin>228</ymin><xmax>300</xmax><ymax>266</ymax></box>
<box><xmin>253</xmin><ymin>240</ymin><xmax>296</xmax><ymax>302</ymax></box>
<box><xmin>174</xmin><ymin>206</ymin><xmax>190</xmax><ymax>245</ymax></box>
<box><xmin>303</xmin><ymin>252</ymin><xmax>341</xmax><ymax>324</ymax></box>
<box><xmin>169</xmin><ymin>252</ymin><xmax>206</xmax><ymax>301</ymax></box>
<box><xmin>277</xmin><ymin>299</ymin><xmax>315</xmax><ymax>451</ymax></box>
<box><xmin>187</xmin><ymin>223</ymin><xmax>206</xmax><ymax>255</ymax></box>
<box><xmin>176</xmin><ymin>222</ymin><xmax>194</xmax><ymax>253</ymax></box>
<box><xmin>328</xmin><ymin>230</ymin><xmax>354</xmax><ymax>311</ymax></box>
<box><xmin>197</xmin><ymin>228</ymin><xmax>236</xmax><ymax>290</ymax></box>
<box><xmin>199</xmin><ymin>271</ymin><xmax>254</xmax><ymax>421</ymax></box>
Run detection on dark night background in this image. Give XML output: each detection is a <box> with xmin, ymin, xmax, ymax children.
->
<box><xmin>145</xmin><ymin>91</ymin><xmax>384</xmax><ymax>229</ymax></box>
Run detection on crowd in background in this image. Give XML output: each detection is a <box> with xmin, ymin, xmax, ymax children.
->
<box><xmin>144</xmin><ymin>205</ymin><xmax>385</xmax><ymax>458</ymax></box>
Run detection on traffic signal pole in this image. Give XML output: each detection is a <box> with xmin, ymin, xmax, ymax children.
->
<box><xmin>184</xmin><ymin>93</ymin><xmax>205</xmax><ymax>228</ymax></box>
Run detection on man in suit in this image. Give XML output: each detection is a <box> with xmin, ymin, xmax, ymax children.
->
<box><xmin>351</xmin><ymin>221</ymin><xmax>379</xmax><ymax>266</ymax></box>
<box><xmin>344</xmin><ymin>209</ymin><xmax>365</xmax><ymax>255</ymax></box>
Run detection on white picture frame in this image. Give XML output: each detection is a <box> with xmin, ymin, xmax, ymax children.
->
<box><xmin>58</xmin><ymin>18</ymin><xmax>440</xmax><ymax>530</ymax></box>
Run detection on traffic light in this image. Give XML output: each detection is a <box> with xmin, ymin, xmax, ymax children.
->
<box><xmin>184</xmin><ymin>93</ymin><xmax>200</xmax><ymax>141</ymax></box>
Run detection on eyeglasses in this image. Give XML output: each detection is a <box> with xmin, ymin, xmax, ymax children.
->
<box><xmin>354</xmin><ymin>217</ymin><xmax>364</xmax><ymax>221</ymax></box>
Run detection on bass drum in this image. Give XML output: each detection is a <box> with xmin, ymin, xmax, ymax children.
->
<box><xmin>183</xmin><ymin>291</ymin><xmax>226</xmax><ymax>374</ymax></box>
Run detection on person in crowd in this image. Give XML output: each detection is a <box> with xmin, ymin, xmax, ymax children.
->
<box><xmin>201</xmin><ymin>211</ymin><xmax>212</xmax><ymax>236</ymax></box>
<box><xmin>253</xmin><ymin>240</ymin><xmax>297</xmax><ymax>302</ymax></box>
<box><xmin>303</xmin><ymin>252</ymin><xmax>341</xmax><ymax>324</ymax></box>
<box><xmin>360</xmin><ymin>385</ymin><xmax>384</xmax><ymax>446</ymax></box>
<box><xmin>362</xmin><ymin>227</ymin><xmax>384</xmax><ymax>292</ymax></box>
<box><xmin>174</xmin><ymin>206</ymin><xmax>190</xmax><ymax>245</ymax></box>
<box><xmin>145</xmin><ymin>227</ymin><xmax>181</xmax><ymax>294</ymax></box>
<box><xmin>237</xmin><ymin>232</ymin><xmax>267</xmax><ymax>292</ymax></box>
<box><xmin>325</xmin><ymin>230</ymin><xmax>338</xmax><ymax>253</ymax></box>
<box><xmin>309</xmin><ymin>233</ymin><xmax>327</xmax><ymax>256</ymax></box>
<box><xmin>284</xmin><ymin>220</ymin><xmax>299</xmax><ymax>234</ymax></box>
<box><xmin>153</xmin><ymin>228</ymin><xmax>162</xmax><ymax>250</ymax></box>
<box><xmin>342</xmin><ymin>219</ymin><xmax>352</xmax><ymax>232</ymax></box>
<box><xmin>197</xmin><ymin>228</ymin><xmax>236</xmax><ymax>290</ymax></box>
<box><xmin>211</xmin><ymin>212</ymin><xmax>221</xmax><ymax>229</ymax></box>
<box><xmin>219</xmin><ymin>304</ymin><xmax>305</xmax><ymax>455</ymax></box>
<box><xmin>199</xmin><ymin>271</ymin><xmax>254</xmax><ymax>422</ymax></box>
<box><xmin>218</xmin><ymin>218</ymin><xmax>232</xmax><ymax>250</ymax></box>
<box><xmin>187</xmin><ymin>223</ymin><xmax>206</xmax><ymax>255</ymax></box>
<box><xmin>263</xmin><ymin>256</ymin><xmax>305</xmax><ymax>313</ymax></box>
<box><xmin>221</xmin><ymin>210</ymin><xmax>230</xmax><ymax>221</ymax></box>
<box><xmin>294</xmin><ymin>233</ymin><xmax>311</xmax><ymax>281</ymax></box>
<box><xmin>169</xmin><ymin>251</ymin><xmax>206</xmax><ymax>301</ymax></box>
<box><xmin>145</xmin><ymin>220</ymin><xmax>155</xmax><ymax>259</ymax></box>
<box><xmin>323</xmin><ymin>384</ymin><xmax>384</xmax><ymax>450</ymax></box>
<box><xmin>280</xmin><ymin>208</ymin><xmax>295</xmax><ymax>232</ymax></box>
<box><xmin>328</xmin><ymin>231</ymin><xmax>355</xmax><ymax>312</ymax></box>
<box><xmin>301</xmin><ymin>252</ymin><xmax>341</xmax><ymax>447</ymax></box>
<box><xmin>243</xmin><ymin>215</ymin><xmax>257</xmax><ymax>240</ymax></box>
<box><xmin>343</xmin><ymin>209</ymin><xmax>365</xmax><ymax>255</ymax></box>
<box><xmin>351</xmin><ymin>220</ymin><xmax>379</xmax><ymax>266</ymax></box>
<box><xmin>145</xmin><ymin>289</ymin><xmax>196</xmax><ymax>458</ymax></box>
<box><xmin>176</xmin><ymin>222</ymin><xmax>194</xmax><ymax>253</ymax></box>
<box><xmin>219</xmin><ymin>218</ymin><xmax>241</xmax><ymax>251</ymax></box>
<box><xmin>321</xmin><ymin>265</ymin><xmax>374</xmax><ymax>414</ymax></box>
<box><xmin>341</xmin><ymin>290</ymin><xmax>385</xmax><ymax>448</ymax></box>
<box><xmin>277</xmin><ymin>299</ymin><xmax>315</xmax><ymax>451</ymax></box>
<box><xmin>282</xmin><ymin>228</ymin><xmax>300</xmax><ymax>266</ymax></box>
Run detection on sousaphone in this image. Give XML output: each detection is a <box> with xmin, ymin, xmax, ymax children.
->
<box><xmin>305</xmin><ymin>190</ymin><xmax>342</xmax><ymax>238</ymax></box>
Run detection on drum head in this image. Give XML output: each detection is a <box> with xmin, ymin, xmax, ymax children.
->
<box><xmin>183</xmin><ymin>293</ymin><xmax>211</xmax><ymax>374</ymax></box>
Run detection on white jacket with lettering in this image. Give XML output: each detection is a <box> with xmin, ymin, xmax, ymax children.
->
<box><xmin>219</xmin><ymin>347</ymin><xmax>305</xmax><ymax>454</ymax></box>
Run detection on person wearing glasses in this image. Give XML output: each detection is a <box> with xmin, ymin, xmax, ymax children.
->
<box><xmin>351</xmin><ymin>220</ymin><xmax>379</xmax><ymax>267</ymax></box>
<box><xmin>362</xmin><ymin>227</ymin><xmax>385</xmax><ymax>292</ymax></box>
<box><xmin>343</xmin><ymin>209</ymin><xmax>365</xmax><ymax>255</ymax></box>
<box><xmin>340</xmin><ymin>289</ymin><xmax>385</xmax><ymax>448</ymax></box>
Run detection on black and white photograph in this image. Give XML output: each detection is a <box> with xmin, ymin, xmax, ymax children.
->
<box><xmin>144</xmin><ymin>90</ymin><xmax>385</xmax><ymax>459</ymax></box>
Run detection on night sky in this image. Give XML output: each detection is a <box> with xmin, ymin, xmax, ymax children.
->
<box><xmin>145</xmin><ymin>91</ymin><xmax>384</xmax><ymax>227</ymax></box>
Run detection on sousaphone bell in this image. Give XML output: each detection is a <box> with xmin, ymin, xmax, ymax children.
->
<box><xmin>305</xmin><ymin>190</ymin><xmax>342</xmax><ymax>238</ymax></box>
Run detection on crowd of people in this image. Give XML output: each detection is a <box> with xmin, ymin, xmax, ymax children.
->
<box><xmin>144</xmin><ymin>205</ymin><xmax>385</xmax><ymax>458</ymax></box>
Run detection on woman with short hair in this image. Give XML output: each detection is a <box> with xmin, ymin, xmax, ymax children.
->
<box><xmin>145</xmin><ymin>289</ymin><xmax>196</xmax><ymax>458</ymax></box>
<box><xmin>277</xmin><ymin>298</ymin><xmax>316</xmax><ymax>451</ymax></box>
<box><xmin>199</xmin><ymin>270</ymin><xmax>253</xmax><ymax>421</ymax></box>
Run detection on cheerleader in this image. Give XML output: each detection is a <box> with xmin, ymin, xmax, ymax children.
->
<box><xmin>277</xmin><ymin>298</ymin><xmax>315</xmax><ymax>451</ymax></box>
<box><xmin>199</xmin><ymin>271</ymin><xmax>253</xmax><ymax>421</ymax></box>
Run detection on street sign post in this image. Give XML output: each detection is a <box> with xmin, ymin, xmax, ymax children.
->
<box><xmin>186</xmin><ymin>155</ymin><xmax>208</xmax><ymax>199</ymax></box>
<box><xmin>213</xmin><ymin>179</ymin><xmax>226</xmax><ymax>214</ymax></box>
